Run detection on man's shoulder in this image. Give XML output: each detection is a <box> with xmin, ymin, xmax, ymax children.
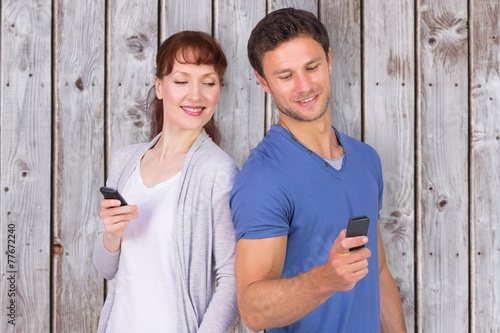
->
<box><xmin>336</xmin><ymin>130</ymin><xmax>380</xmax><ymax>160</ymax></box>
<box><xmin>246</xmin><ymin>126</ymin><xmax>295</xmax><ymax>163</ymax></box>
<box><xmin>238</xmin><ymin>151</ymin><xmax>284</xmax><ymax>182</ymax></box>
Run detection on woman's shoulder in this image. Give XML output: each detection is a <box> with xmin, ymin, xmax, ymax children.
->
<box><xmin>113</xmin><ymin>141</ymin><xmax>149</xmax><ymax>154</ymax></box>
<box><xmin>106</xmin><ymin>142</ymin><xmax>152</xmax><ymax>186</ymax></box>
<box><xmin>185</xmin><ymin>139</ymin><xmax>239</xmax><ymax>182</ymax></box>
<box><xmin>111</xmin><ymin>142</ymin><xmax>150</xmax><ymax>162</ymax></box>
<box><xmin>199</xmin><ymin>139</ymin><xmax>237</xmax><ymax>167</ymax></box>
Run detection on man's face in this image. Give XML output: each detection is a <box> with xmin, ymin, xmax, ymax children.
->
<box><xmin>256</xmin><ymin>36</ymin><xmax>332</xmax><ymax>123</ymax></box>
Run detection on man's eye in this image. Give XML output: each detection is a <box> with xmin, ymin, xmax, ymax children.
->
<box><xmin>307</xmin><ymin>65</ymin><xmax>319</xmax><ymax>71</ymax></box>
<box><xmin>279</xmin><ymin>74</ymin><xmax>292</xmax><ymax>80</ymax></box>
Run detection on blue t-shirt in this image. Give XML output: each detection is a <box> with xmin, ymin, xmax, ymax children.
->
<box><xmin>230</xmin><ymin>125</ymin><xmax>382</xmax><ymax>332</ymax></box>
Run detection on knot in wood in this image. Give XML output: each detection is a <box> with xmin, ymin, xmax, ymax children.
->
<box><xmin>437</xmin><ymin>198</ymin><xmax>448</xmax><ymax>210</ymax></box>
<box><xmin>75</xmin><ymin>78</ymin><xmax>84</xmax><ymax>91</ymax></box>
<box><xmin>126</xmin><ymin>34</ymin><xmax>149</xmax><ymax>60</ymax></box>
<box><xmin>52</xmin><ymin>244</ymin><xmax>64</xmax><ymax>255</ymax></box>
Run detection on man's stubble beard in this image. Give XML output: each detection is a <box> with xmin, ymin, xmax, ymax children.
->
<box><xmin>271</xmin><ymin>82</ymin><xmax>333</xmax><ymax>123</ymax></box>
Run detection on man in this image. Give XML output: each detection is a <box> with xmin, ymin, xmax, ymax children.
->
<box><xmin>230</xmin><ymin>8</ymin><xmax>407</xmax><ymax>333</ymax></box>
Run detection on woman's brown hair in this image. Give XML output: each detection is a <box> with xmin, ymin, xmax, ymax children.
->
<box><xmin>149</xmin><ymin>31</ymin><xmax>227</xmax><ymax>144</ymax></box>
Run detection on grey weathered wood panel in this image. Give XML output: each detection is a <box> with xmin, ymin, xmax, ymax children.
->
<box><xmin>107</xmin><ymin>1</ymin><xmax>157</xmax><ymax>156</ymax></box>
<box><xmin>363</xmin><ymin>1</ymin><xmax>415</xmax><ymax>332</ymax></box>
<box><xmin>271</xmin><ymin>0</ymin><xmax>317</xmax><ymax>13</ymax></box>
<box><xmin>0</xmin><ymin>1</ymin><xmax>52</xmax><ymax>332</ymax></box>
<box><xmin>215</xmin><ymin>0</ymin><xmax>266</xmax><ymax>166</ymax></box>
<box><xmin>161</xmin><ymin>0</ymin><xmax>211</xmax><ymax>38</ymax></box>
<box><xmin>322</xmin><ymin>0</ymin><xmax>362</xmax><ymax>139</ymax></box>
<box><xmin>417</xmin><ymin>1</ymin><xmax>469</xmax><ymax>332</ymax></box>
<box><xmin>52</xmin><ymin>0</ymin><xmax>105</xmax><ymax>331</ymax></box>
<box><xmin>470</xmin><ymin>0</ymin><xmax>500</xmax><ymax>331</ymax></box>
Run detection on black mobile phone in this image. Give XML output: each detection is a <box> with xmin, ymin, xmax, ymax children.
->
<box><xmin>346</xmin><ymin>215</ymin><xmax>370</xmax><ymax>251</ymax></box>
<box><xmin>99</xmin><ymin>186</ymin><xmax>128</xmax><ymax>206</ymax></box>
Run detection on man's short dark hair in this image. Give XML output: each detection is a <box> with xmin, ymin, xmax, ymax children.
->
<box><xmin>247</xmin><ymin>8</ymin><xmax>330</xmax><ymax>77</ymax></box>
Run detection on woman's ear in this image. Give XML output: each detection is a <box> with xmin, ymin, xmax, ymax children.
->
<box><xmin>155</xmin><ymin>76</ymin><xmax>163</xmax><ymax>100</ymax></box>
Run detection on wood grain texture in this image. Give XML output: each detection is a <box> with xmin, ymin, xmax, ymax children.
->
<box><xmin>271</xmin><ymin>0</ymin><xmax>317</xmax><ymax>13</ymax></box>
<box><xmin>215</xmin><ymin>0</ymin><xmax>266</xmax><ymax>166</ymax></box>
<box><xmin>322</xmin><ymin>0</ymin><xmax>362</xmax><ymax>139</ymax></box>
<box><xmin>53</xmin><ymin>0</ymin><xmax>105</xmax><ymax>331</ymax></box>
<box><xmin>470</xmin><ymin>0</ymin><xmax>500</xmax><ymax>331</ymax></box>
<box><xmin>161</xmin><ymin>0</ymin><xmax>211</xmax><ymax>38</ymax></box>
<box><xmin>363</xmin><ymin>1</ymin><xmax>415</xmax><ymax>331</ymax></box>
<box><xmin>107</xmin><ymin>1</ymin><xmax>157</xmax><ymax>154</ymax></box>
<box><xmin>417</xmin><ymin>1</ymin><xmax>469</xmax><ymax>332</ymax></box>
<box><xmin>0</xmin><ymin>1</ymin><xmax>52</xmax><ymax>332</ymax></box>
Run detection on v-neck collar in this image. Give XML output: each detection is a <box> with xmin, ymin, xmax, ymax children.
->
<box><xmin>272</xmin><ymin>124</ymin><xmax>347</xmax><ymax>181</ymax></box>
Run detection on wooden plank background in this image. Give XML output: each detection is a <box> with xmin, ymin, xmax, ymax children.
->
<box><xmin>364</xmin><ymin>1</ymin><xmax>416</xmax><ymax>330</ymax></box>
<box><xmin>1</xmin><ymin>1</ymin><xmax>499</xmax><ymax>332</ymax></box>
<box><xmin>418</xmin><ymin>1</ymin><xmax>470</xmax><ymax>332</ymax></box>
<box><xmin>1</xmin><ymin>1</ymin><xmax>52</xmax><ymax>332</ymax></box>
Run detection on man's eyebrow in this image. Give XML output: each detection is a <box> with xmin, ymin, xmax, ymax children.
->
<box><xmin>271</xmin><ymin>56</ymin><xmax>323</xmax><ymax>76</ymax></box>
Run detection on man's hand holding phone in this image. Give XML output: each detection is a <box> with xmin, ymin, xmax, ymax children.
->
<box><xmin>317</xmin><ymin>216</ymin><xmax>371</xmax><ymax>294</ymax></box>
<box><xmin>345</xmin><ymin>215</ymin><xmax>370</xmax><ymax>251</ymax></box>
<box><xmin>99</xmin><ymin>187</ymin><xmax>138</xmax><ymax>252</ymax></box>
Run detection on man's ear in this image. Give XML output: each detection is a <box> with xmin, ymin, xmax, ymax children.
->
<box><xmin>155</xmin><ymin>76</ymin><xmax>163</xmax><ymax>100</ymax></box>
<box><xmin>254</xmin><ymin>70</ymin><xmax>271</xmax><ymax>94</ymax></box>
<box><xmin>327</xmin><ymin>47</ymin><xmax>333</xmax><ymax>73</ymax></box>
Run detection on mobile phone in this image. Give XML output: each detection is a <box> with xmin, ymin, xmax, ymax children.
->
<box><xmin>99</xmin><ymin>186</ymin><xmax>128</xmax><ymax>206</ymax></box>
<box><xmin>346</xmin><ymin>215</ymin><xmax>370</xmax><ymax>251</ymax></box>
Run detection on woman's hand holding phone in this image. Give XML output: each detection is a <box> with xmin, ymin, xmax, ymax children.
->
<box><xmin>99</xmin><ymin>187</ymin><xmax>138</xmax><ymax>252</ymax></box>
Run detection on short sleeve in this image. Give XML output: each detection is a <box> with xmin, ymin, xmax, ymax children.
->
<box><xmin>230</xmin><ymin>158</ymin><xmax>292</xmax><ymax>240</ymax></box>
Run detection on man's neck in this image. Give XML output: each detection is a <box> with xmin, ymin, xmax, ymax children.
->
<box><xmin>277</xmin><ymin>115</ymin><xmax>343</xmax><ymax>159</ymax></box>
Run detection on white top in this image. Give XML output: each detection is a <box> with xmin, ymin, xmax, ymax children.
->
<box><xmin>106</xmin><ymin>163</ymin><xmax>180</xmax><ymax>332</ymax></box>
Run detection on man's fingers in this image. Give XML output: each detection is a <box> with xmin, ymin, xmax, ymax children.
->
<box><xmin>332</xmin><ymin>229</ymin><xmax>368</xmax><ymax>254</ymax></box>
<box><xmin>342</xmin><ymin>236</ymin><xmax>368</xmax><ymax>253</ymax></box>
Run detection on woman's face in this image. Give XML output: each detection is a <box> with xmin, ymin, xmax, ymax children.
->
<box><xmin>155</xmin><ymin>55</ymin><xmax>221</xmax><ymax>135</ymax></box>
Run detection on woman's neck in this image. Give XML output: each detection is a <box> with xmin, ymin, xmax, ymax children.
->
<box><xmin>153</xmin><ymin>128</ymin><xmax>202</xmax><ymax>161</ymax></box>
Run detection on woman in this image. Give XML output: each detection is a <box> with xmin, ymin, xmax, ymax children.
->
<box><xmin>93</xmin><ymin>31</ymin><xmax>238</xmax><ymax>332</ymax></box>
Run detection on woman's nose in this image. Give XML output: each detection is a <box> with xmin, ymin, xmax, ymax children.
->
<box><xmin>187</xmin><ymin>83</ymin><xmax>201</xmax><ymax>100</ymax></box>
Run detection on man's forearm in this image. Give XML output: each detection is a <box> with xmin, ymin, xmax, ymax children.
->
<box><xmin>239</xmin><ymin>264</ymin><xmax>333</xmax><ymax>332</ymax></box>
<box><xmin>380</xmin><ymin>265</ymin><xmax>407</xmax><ymax>333</ymax></box>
